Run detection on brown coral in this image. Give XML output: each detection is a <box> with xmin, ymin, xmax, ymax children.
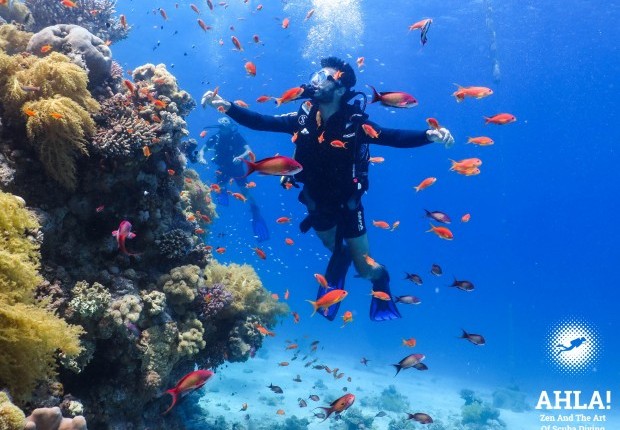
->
<box><xmin>0</xmin><ymin>24</ymin><xmax>33</xmax><ymax>55</ymax></box>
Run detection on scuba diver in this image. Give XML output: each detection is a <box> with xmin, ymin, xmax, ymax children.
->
<box><xmin>556</xmin><ymin>337</ymin><xmax>587</xmax><ymax>356</ymax></box>
<box><xmin>201</xmin><ymin>56</ymin><xmax>454</xmax><ymax>321</ymax></box>
<box><xmin>194</xmin><ymin>117</ymin><xmax>269</xmax><ymax>242</ymax></box>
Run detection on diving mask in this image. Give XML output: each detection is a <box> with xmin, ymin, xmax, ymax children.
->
<box><xmin>309</xmin><ymin>69</ymin><xmax>340</xmax><ymax>88</ymax></box>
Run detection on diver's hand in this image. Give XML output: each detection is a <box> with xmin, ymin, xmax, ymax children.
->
<box><xmin>233</xmin><ymin>156</ymin><xmax>243</xmax><ymax>164</ymax></box>
<box><xmin>426</xmin><ymin>127</ymin><xmax>455</xmax><ymax>148</ymax></box>
<box><xmin>280</xmin><ymin>176</ymin><xmax>299</xmax><ymax>189</ymax></box>
<box><xmin>201</xmin><ymin>90</ymin><xmax>231</xmax><ymax>111</ymax></box>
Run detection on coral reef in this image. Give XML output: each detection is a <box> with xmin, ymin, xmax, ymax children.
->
<box><xmin>25</xmin><ymin>406</ymin><xmax>87</xmax><ymax>430</ymax></box>
<box><xmin>0</xmin><ymin>391</ymin><xmax>25</xmax><ymax>430</ymax></box>
<box><xmin>27</xmin><ymin>24</ymin><xmax>112</xmax><ymax>87</ymax></box>
<box><xmin>0</xmin><ymin>24</ymin><xmax>32</xmax><ymax>54</ymax></box>
<box><xmin>460</xmin><ymin>389</ymin><xmax>506</xmax><ymax>429</ymax></box>
<box><xmin>491</xmin><ymin>385</ymin><xmax>530</xmax><ymax>413</ymax></box>
<box><xmin>0</xmin><ymin>3</ymin><xmax>32</xmax><ymax>29</ymax></box>
<box><xmin>0</xmin><ymin>191</ymin><xmax>83</xmax><ymax>403</ymax></box>
<box><xmin>24</xmin><ymin>0</ymin><xmax>129</xmax><ymax>43</ymax></box>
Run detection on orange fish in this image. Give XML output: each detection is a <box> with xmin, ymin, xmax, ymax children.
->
<box><xmin>356</xmin><ymin>57</ymin><xmax>365</xmax><ymax>68</ymax></box>
<box><xmin>40</xmin><ymin>44</ymin><xmax>53</xmax><ymax>54</ymax></box>
<box><xmin>426</xmin><ymin>117</ymin><xmax>440</xmax><ymax>130</ymax></box>
<box><xmin>364</xmin><ymin>254</ymin><xmax>379</xmax><ymax>268</ymax></box>
<box><xmin>167</xmin><ymin>169</ymin><xmax>175</xmax><ymax>175</ymax></box>
<box><xmin>284</xmin><ymin>238</ymin><xmax>294</xmax><ymax>245</ymax></box>
<box><xmin>197</xmin><ymin>19</ymin><xmax>210</xmax><ymax>32</ymax></box>
<box><xmin>194</xmin><ymin>228</ymin><xmax>205</xmax><ymax>234</ymax></box>
<box><xmin>271</xmin><ymin>293</ymin><xmax>279</xmax><ymax>300</ymax></box>
<box><xmin>256</xmin><ymin>324</ymin><xmax>275</xmax><ymax>337</ymax></box>
<box><xmin>276</xmin><ymin>409</ymin><xmax>285</xmax><ymax>415</ymax></box>
<box><xmin>275</xmin><ymin>86</ymin><xmax>304</xmax><ymax>106</ymax></box>
<box><xmin>120</xmin><ymin>15</ymin><xmax>127</xmax><ymax>29</ymax></box>
<box><xmin>163</xmin><ymin>370</ymin><xmax>213</xmax><ymax>415</ymax></box>
<box><xmin>449</xmin><ymin>158</ymin><xmax>482</xmax><ymax>171</ymax></box>
<box><xmin>231</xmin><ymin>35</ymin><xmax>243</xmax><ymax>51</ymax></box>
<box><xmin>210</xmin><ymin>183</ymin><xmax>221</xmax><ymax>193</ymax></box>
<box><xmin>306</xmin><ymin>289</ymin><xmax>348</xmax><ymax>316</ymax></box>
<box><xmin>361</xmin><ymin>123</ymin><xmax>380</xmax><ymax>138</ymax></box>
<box><xmin>461</xmin><ymin>213</ymin><xmax>471</xmax><ymax>223</ymax></box>
<box><xmin>244</xmin><ymin>61</ymin><xmax>256</xmax><ymax>76</ymax></box>
<box><xmin>23</xmin><ymin>107</ymin><xmax>36</xmax><ymax>117</ymax></box>
<box><xmin>50</xmin><ymin>112</ymin><xmax>63</xmax><ymax>119</ymax></box>
<box><xmin>256</xmin><ymin>95</ymin><xmax>272</xmax><ymax>103</ymax></box>
<box><xmin>284</xmin><ymin>289</ymin><xmax>290</xmax><ymax>300</ymax></box>
<box><xmin>467</xmin><ymin>136</ymin><xmax>494</xmax><ymax>146</ymax></box>
<box><xmin>253</xmin><ymin>34</ymin><xmax>261</xmax><ymax>43</ymax></box>
<box><xmin>426</xmin><ymin>223</ymin><xmax>454</xmax><ymax>240</ymax></box>
<box><xmin>285</xmin><ymin>342</ymin><xmax>297</xmax><ymax>350</ymax></box>
<box><xmin>123</xmin><ymin>79</ymin><xmax>134</xmax><ymax>93</ymax></box>
<box><xmin>414</xmin><ymin>177</ymin><xmax>436</xmax><ymax>192</ymax></box>
<box><xmin>372</xmin><ymin>220</ymin><xmax>390</xmax><ymax>229</ymax></box>
<box><xmin>316</xmin><ymin>394</ymin><xmax>355</xmax><ymax>421</ymax></box>
<box><xmin>341</xmin><ymin>311</ymin><xmax>353</xmax><ymax>328</ymax></box>
<box><xmin>369</xmin><ymin>156</ymin><xmax>384</xmax><ymax>164</ymax></box>
<box><xmin>234</xmin><ymin>100</ymin><xmax>249</xmax><ymax>108</ymax></box>
<box><xmin>291</xmin><ymin>311</ymin><xmax>300</xmax><ymax>323</ymax></box>
<box><xmin>215</xmin><ymin>246</ymin><xmax>226</xmax><ymax>254</ymax></box>
<box><xmin>159</xmin><ymin>8</ymin><xmax>168</xmax><ymax>20</ymax></box>
<box><xmin>142</xmin><ymin>146</ymin><xmax>151</xmax><ymax>158</ymax></box>
<box><xmin>318</xmin><ymin>131</ymin><xmax>325</xmax><ymax>144</ymax></box>
<box><xmin>409</xmin><ymin>18</ymin><xmax>432</xmax><ymax>31</ymax></box>
<box><xmin>371</xmin><ymin>290</ymin><xmax>391</xmax><ymax>301</ymax></box>
<box><xmin>282</xmin><ymin>17</ymin><xmax>290</xmax><ymax>29</ymax></box>
<box><xmin>291</xmin><ymin>131</ymin><xmax>299</xmax><ymax>143</ymax></box>
<box><xmin>314</xmin><ymin>273</ymin><xmax>329</xmax><ymax>289</ymax></box>
<box><xmin>276</xmin><ymin>216</ymin><xmax>291</xmax><ymax>224</ymax></box>
<box><xmin>369</xmin><ymin>85</ymin><xmax>418</xmax><ymax>108</ymax></box>
<box><xmin>391</xmin><ymin>221</ymin><xmax>400</xmax><ymax>231</ymax></box>
<box><xmin>231</xmin><ymin>192</ymin><xmax>247</xmax><ymax>202</ymax></box>
<box><xmin>330</xmin><ymin>139</ymin><xmax>347</xmax><ymax>149</ymax></box>
<box><xmin>199</xmin><ymin>130</ymin><xmax>208</xmax><ymax>138</ymax></box>
<box><xmin>316</xmin><ymin>110</ymin><xmax>322</xmax><ymax>128</ymax></box>
<box><xmin>61</xmin><ymin>0</ymin><xmax>77</xmax><ymax>7</ymax></box>
<box><xmin>452</xmin><ymin>84</ymin><xmax>493</xmax><ymax>102</ymax></box>
<box><xmin>245</xmin><ymin>181</ymin><xmax>256</xmax><ymax>188</ymax></box>
<box><xmin>484</xmin><ymin>113</ymin><xmax>516</xmax><ymax>125</ymax></box>
<box><xmin>256</xmin><ymin>4</ymin><xmax>263</xmax><ymax>11</ymax></box>
<box><xmin>402</xmin><ymin>338</ymin><xmax>417</xmax><ymax>347</ymax></box>
<box><xmin>254</xmin><ymin>247</ymin><xmax>266</xmax><ymax>259</ymax></box>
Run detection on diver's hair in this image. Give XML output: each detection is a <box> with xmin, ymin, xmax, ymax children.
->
<box><xmin>320</xmin><ymin>56</ymin><xmax>356</xmax><ymax>90</ymax></box>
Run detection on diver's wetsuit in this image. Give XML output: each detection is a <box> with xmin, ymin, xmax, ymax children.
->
<box><xmin>227</xmin><ymin>102</ymin><xmax>431</xmax><ymax>238</ymax></box>
<box><xmin>206</xmin><ymin>131</ymin><xmax>249</xmax><ymax>187</ymax></box>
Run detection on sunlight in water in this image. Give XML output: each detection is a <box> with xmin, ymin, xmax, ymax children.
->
<box><xmin>302</xmin><ymin>0</ymin><xmax>363</xmax><ymax>60</ymax></box>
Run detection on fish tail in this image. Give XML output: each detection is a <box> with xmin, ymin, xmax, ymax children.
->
<box><xmin>414</xmin><ymin>185</ymin><xmax>420</xmax><ymax>192</ymax></box>
<box><xmin>305</xmin><ymin>300</ymin><xmax>318</xmax><ymax>316</ymax></box>
<box><xmin>318</xmin><ymin>407</ymin><xmax>333</xmax><ymax>422</ymax></box>
<box><xmin>448</xmin><ymin>158</ymin><xmax>457</xmax><ymax>170</ymax></box>
<box><xmin>425</xmin><ymin>223</ymin><xmax>435</xmax><ymax>233</ymax></box>
<box><xmin>460</xmin><ymin>328</ymin><xmax>469</xmax><ymax>339</ymax></box>
<box><xmin>162</xmin><ymin>389</ymin><xmax>178</xmax><ymax>415</ymax></box>
<box><xmin>392</xmin><ymin>364</ymin><xmax>402</xmax><ymax>376</ymax></box>
<box><xmin>241</xmin><ymin>158</ymin><xmax>256</xmax><ymax>177</ymax></box>
<box><xmin>368</xmin><ymin>85</ymin><xmax>381</xmax><ymax>103</ymax></box>
<box><xmin>483</xmin><ymin>116</ymin><xmax>491</xmax><ymax>124</ymax></box>
<box><xmin>275</xmin><ymin>97</ymin><xmax>282</xmax><ymax>107</ymax></box>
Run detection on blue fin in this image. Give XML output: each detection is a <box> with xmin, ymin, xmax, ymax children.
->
<box><xmin>316</xmin><ymin>246</ymin><xmax>352</xmax><ymax>321</ymax></box>
<box><xmin>370</xmin><ymin>268</ymin><xmax>402</xmax><ymax>321</ymax></box>
<box><xmin>250</xmin><ymin>204</ymin><xmax>270</xmax><ymax>242</ymax></box>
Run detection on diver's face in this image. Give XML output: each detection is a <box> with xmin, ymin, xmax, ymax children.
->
<box><xmin>310</xmin><ymin>67</ymin><xmax>341</xmax><ymax>103</ymax></box>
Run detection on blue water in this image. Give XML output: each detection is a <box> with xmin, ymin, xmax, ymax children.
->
<box><xmin>113</xmin><ymin>0</ymin><xmax>620</xmax><ymax>425</ymax></box>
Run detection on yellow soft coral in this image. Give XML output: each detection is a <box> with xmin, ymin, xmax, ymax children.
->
<box><xmin>0</xmin><ymin>192</ymin><xmax>83</xmax><ymax>403</ymax></box>
<box><xmin>24</xmin><ymin>96</ymin><xmax>96</xmax><ymax>190</ymax></box>
<box><xmin>0</xmin><ymin>24</ymin><xmax>33</xmax><ymax>55</ymax></box>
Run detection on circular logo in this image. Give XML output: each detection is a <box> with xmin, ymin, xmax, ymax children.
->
<box><xmin>298</xmin><ymin>115</ymin><xmax>307</xmax><ymax>126</ymax></box>
<box><xmin>545</xmin><ymin>317</ymin><xmax>602</xmax><ymax>375</ymax></box>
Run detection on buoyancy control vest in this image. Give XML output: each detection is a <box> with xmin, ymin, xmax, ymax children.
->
<box><xmin>291</xmin><ymin>100</ymin><xmax>370</xmax><ymax>206</ymax></box>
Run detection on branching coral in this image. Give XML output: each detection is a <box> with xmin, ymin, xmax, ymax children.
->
<box><xmin>68</xmin><ymin>281</ymin><xmax>111</xmax><ymax>319</ymax></box>
<box><xmin>0</xmin><ymin>192</ymin><xmax>82</xmax><ymax>399</ymax></box>
<box><xmin>155</xmin><ymin>229</ymin><xmax>195</xmax><ymax>260</ymax></box>
<box><xmin>24</xmin><ymin>96</ymin><xmax>95</xmax><ymax>190</ymax></box>
<box><xmin>0</xmin><ymin>24</ymin><xmax>33</xmax><ymax>55</ymax></box>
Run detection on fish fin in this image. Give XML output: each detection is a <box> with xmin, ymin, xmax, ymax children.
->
<box><xmin>112</xmin><ymin>230</ymin><xmax>118</xmax><ymax>237</ymax></box>
<box><xmin>305</xmin><ymin>300</ymin><xmax>317</xmax><ymax>316</ymax></box>
<box><xmin>128</xmin><ymin>232</ymin><xmax>136</xmax><ymax>239</ymax></box>
<box><xmin>241</xmin><ymin>158</ymin><xmax>256</xmax><ymax>177</ymax></box>
<box><xmin>392</xmin><ymin>364</ymin><xmax>402</xmax><ymax>376</ymax></box>
<box><xmin>367</xmin><ymin>85</ymin><xmax>381</xmax><ymax>103</ymax></box>
<box><xmin>162</xmin><ymin>389</ymin><xmax>178</xmax><ymax>415</ymax></box>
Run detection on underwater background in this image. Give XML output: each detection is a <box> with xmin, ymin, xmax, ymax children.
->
<box><xmin>0</xmin><ymin>0</ymin><xmax>618</xmax><ymax>429</ymax></box>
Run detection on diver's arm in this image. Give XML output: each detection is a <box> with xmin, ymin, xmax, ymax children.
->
<box><xmin>226</xmin><ymin>103</ymin><xmax>297</xmax><ymax>133</ymax></box>
<box><xmin>233</xmin><ymin>144</ymin><xmax>252</xmax><ymax>163</ymax></box>
<box><xmin>364</xmin><ymin>120</ymin><xmax>454</xmax><ymax>148</ymax></box>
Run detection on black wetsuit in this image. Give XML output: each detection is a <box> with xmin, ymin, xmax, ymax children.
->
<box><xmin>227</xmin><ymin>101</ymin><xmax>431</xmax><ymax>238</ymax></box>
<box><xmin>206</xmin><ymin>131</ymin><xmax>248</xmax><ymax>187</ymax></box>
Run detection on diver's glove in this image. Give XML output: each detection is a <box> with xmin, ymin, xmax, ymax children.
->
<box><xmin>201</xmin><ymin>90</ymin><xmax>231</xmax><ymax>111</ymax></box>
<box><xmin>280</xmin><ymin>176</ymin><xmax>299</xmax><ymax>189</ymax></box>
<box><xmin>426</xmin><ymin>127</ymin><xmax>455</xmax><ymax>148</ymax></box>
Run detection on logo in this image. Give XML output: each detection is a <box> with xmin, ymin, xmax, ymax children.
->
<box><xmin>298</xmin><ymin>115</ymin><xmax>307</xmax><ymax>125</ymax></box>
<box><xmin>544</xmin><ymin>317</ymin><xmax>602</xmax><ymax>375</ymax></box>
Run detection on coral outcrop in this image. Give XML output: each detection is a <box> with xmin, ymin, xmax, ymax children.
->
<box><xmin>0</xmin><ymin>191</ymin><xmax>83</xmax><ymax>403</ymax></box>
<box><xmin>27</xmin><ymin>25</ymin><xmax>113</xmax><ymax>87</ymax></box>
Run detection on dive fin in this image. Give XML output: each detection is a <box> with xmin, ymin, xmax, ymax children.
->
<box><xmin>316</xmin><ymin>246</ymin><xmax>352</xmax><ymax>321</ymax></box>
<box><xmin>250</xmin><ymin>204</ymin><xmax>270</xmax><ymax>242</ymax></box>
<box><xmin>370</xmin><ymin>267</ymin><xmax>402</xmax><ymax>321</ymax></box>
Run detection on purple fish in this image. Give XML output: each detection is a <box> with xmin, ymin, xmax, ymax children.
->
<box><xmin>395</xmin><ymin>295</ymin><xmax>422</xmax><ymax>305</ymax></box>
<box><xmin>424</xmin><ymin>209</ymin><xmax>451</xmax><ymax>224</ymax></box>
<box><xmin>460</xmin><ymin>329</ymin><xmax>486</xmax><ymax>346</ymax></box>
